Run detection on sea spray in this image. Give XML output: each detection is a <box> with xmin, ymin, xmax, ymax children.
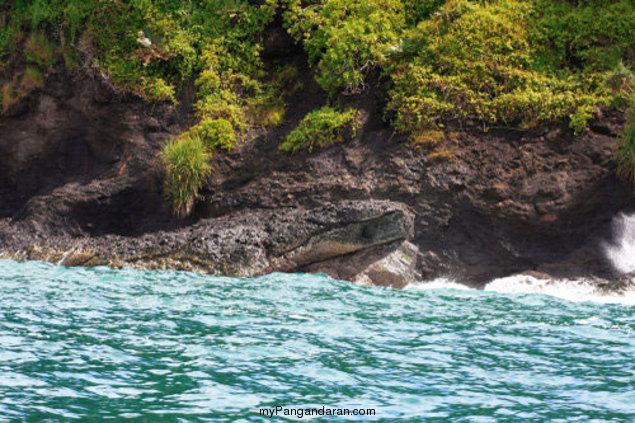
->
<box><xmin>484</xmin><ymin>274</ymin><xmax>635</xmax><ymax>306</ymax></box>
<box><xmin>407</xmin><ymin>275</ymin><xmax>635</xmax><ymax>305</ymax></box>
<box><xmin>604</xmin><ymin>212</ymin><xmax>635</xmax><ymax>274</ymax></box>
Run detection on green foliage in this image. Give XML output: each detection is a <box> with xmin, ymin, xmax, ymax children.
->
<box><xmin>144</xmin><ymin>77</ymin><xmax>176</xmax><ymax>103</ymax></box>
<box><xmin>3</xmin><ymin>0</ymin><xmax>635</xmax><ymax>203</ymax></box>
<box><xmin>196</xmin><ymin>89</ymin><xmax>247</xmax><ymax>133</ymax></box>
<box><xmin>1</xmin><ymin>82</ymin><xmax>23</xmax><ymax>113</ymax></box>
<box><xmin>25</xmin><ymin>32</ymin><xmax>56</xmax><ymax>67</ymax></box>
<box><xmin>0</xmin><ymin>27</ymin><xmax>10</xmax><ymax>63</ymax></box>
<box><xmin>161</xmin><ymin>136</ymin><xmax>211</xmax><ymax>218</ymax></box>
<box><xmin>192</xmin><ymin>118</ymin><xmax>237</xmax><ymax>151</ymax></box>
<box><xmin>606</xmin><ymin>60</ymin><xmax>634</xmax><ymax>102</ymax></box>
<box><xmin>569</xmin><ymin>104</ymin><xmax>595</xmax><ymax>136</ymax></box>
<box><xmin>2</xmin><ymin>0</ymin><xmax>280</xmax><ymax>108</ymax></box>
<box><xmin>401</xmin><ymin>0</ymin><xmax>444</xmax><ymax>25</ymax></box>
<box><xmin>285</xmin><ymin>0</ymin><xmax>405</xmax><ymax>95</ymax></box>
<box><xmin>280</xmin><ymin>106</ymin><xmax>359</xmax><ymax>153</ymax></box>
<box><xmin>531</xmin><ymin>0</ymin><xmax>634</xmax><ymax>72</ymax></box>
<box><xmin>617</xmin><ymin>97</ymin><xmax>635</xmax><ymax>186</ymax></box>
<box><xmin>385</xmin><ymin>0</ymin><xmax>617</xmax><ymax>133</ymax></box>
<box><xmin>4</xmin><ymin>0</ymin><xmax>631</xmax><ymax>135</ymax></box>
<box><xmin>21</xmin><ymin>67</ymin><xmax>45</xmax><ymax>91</ymax></box>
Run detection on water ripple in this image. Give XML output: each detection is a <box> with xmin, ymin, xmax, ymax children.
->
<box><xmin>0</xmin><ymin>260</ymin><xmax>633</xmax><ymax>421</ymax></box>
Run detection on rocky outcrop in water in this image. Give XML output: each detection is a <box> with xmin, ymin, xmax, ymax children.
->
<box><xmin>2</xmin><ymin>200</ymin><xmax>415</xmax><ymax>287</ymax></box>
<box><xmin>1</xmin><ymin>69</ymin><xmax>634</xmax><ymax>288</ymax></box>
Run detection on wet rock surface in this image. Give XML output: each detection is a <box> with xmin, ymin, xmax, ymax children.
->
<box><xmin>1</xmin><ymin>70</ymin><xmax>634</xmax><ymax>288</ymax></box>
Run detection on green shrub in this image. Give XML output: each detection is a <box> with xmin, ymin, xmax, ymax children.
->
<box><xmin>255</xmin><ymin>104</ymin><xmax>285</xmax><ymax>127</ymax></box>
<box><xmin>144</xmin><ymin>77</ymin><xmax>176</xmax><ymax>103</ymax></box>
<box><xmin>280</xmin><ymin>106</ymin><xmax>359</xmax><ymax>153</ymax></box>
<box><xmin>193</xmin><ymin>118</ymin><xmax>237</xmax><ymax>150</ymax></box>
<box><xmin>246</xmin><ymin>85</ymin><xmax>286</xmax><ymax>128</ymax></box>
<box><xmin>161</xmin><ymin>136</ymin><xmax>211</xmax><ymax>218</ymax></box>
<box><xmin>617</xmin><ymin>97</ymin><xmax>635</xmax><ymax>186</ymax></box>
<box><xmin>2</xmin><ymin>0</ymin><xmax>632</xmax><ymax>141</ymax></box>
<box><xmin>385</xmin><ymin>0</ymin><xmax>612</xmax><ymax>133</ymax></box>
<box><xmin>195</xmin><ymin>69</ymin><xmax>221</xmax><ymax>96</ymax></box>
<box><xmin>196</xmin><ymin>89</ymin><xmax>247</xmax><ymax>133</ymax></box>
<box><xmin>401</xmin><ymin>0</ymin><xmax>444</xmax><ymax>25</ymax></box>
<box><xmin>606</xmin><ymin>61</ymin><xmax>634</xmax><ymax>94</ymax></box>
<box><xmin>285</xmin><ymin>0</ymin><xmax>404</xmax><ymax>95</ymax></box>
<box><xmin>531</xmin><ymin>0</ymin><xmax>634</xmax><ymax>73</ymax></box>
<box><xmin>569</xmin><ymin>104</ymin><xmax>595</xmax><ymax>136</ymax></box>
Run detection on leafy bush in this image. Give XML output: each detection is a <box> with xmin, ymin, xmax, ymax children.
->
<box><xmin>569</xmin><ymin>104</ymin><xmax>595</xmax><ymax>136</ymax></box>
<box><xmin>144</xmin><ymin>77</ymin><xmax>176</xmax><ymax>103</ymax></box>
<box><xmin>285</xmin><ymin>0</ymin><xmax>405</xmax><ymax>95</ymax></box>
<box><xmin>192</xmin><ymin>118</ymin><xmax>237</xmax><ymax>151</ymax></box>
<box><xmin>280</xmin><ymin>106</ymin><xmax>359</xmax><ymax>153</ymax></box>
<box><xmin>531</xmin><ymin>0</ymin><xmax>634</xmax><ymax>72</ymax></box>
<box><xmin>401</xmin><ymin>0</ymin><xmax>444</xmax><ymax>25</ymax></box>
<box><xmin>385</xmin><ymin>0</ymin><xmax>614</xmax><ymax>133</ymax></box>
<box><xmin>606</xmin><ymin>60</ymin><xmax>634</xmax><ymax>103</ymax></box>
<box><xmin>196</xmin><ymin>89</ymin><xmax>247</xmax><ymax>133</ymax></box>
<box><xmin>161</xmin><ymin>136</ymin><xmax>211</xmax><ymax>218</ymax></box>
<box><xmin>617</xmin><ymin>97</ymin><xmax>635</xmax><ymax>186</ymax></box>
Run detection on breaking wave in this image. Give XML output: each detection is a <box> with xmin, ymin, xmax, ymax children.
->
<box><xmin>407</xmin><ymin>275</ymin><xmax>635</xmax><ymax>306</ymax></box>
<box><xmin>408</xmin><ymin>212</ymin><xmax>635</xmax><ymax>306</ymax></box>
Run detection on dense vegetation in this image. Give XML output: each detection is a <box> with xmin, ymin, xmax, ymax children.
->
<box><xmin>0</xmin><ymin>0</ymin><xmax>633</xmax><ymax>215</ymax></box>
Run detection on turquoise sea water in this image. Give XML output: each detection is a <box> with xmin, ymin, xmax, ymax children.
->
<box><xmin>0</xmin><ymin>260</ymin><xmax>633</xmax><ymax>421</ymax></box>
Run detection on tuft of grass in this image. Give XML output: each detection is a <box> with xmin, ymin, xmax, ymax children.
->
<box><xmin>428</xmin><ymin>149</ymin><xmax>457</xmax><ymax>160</ymax></box>
<box><xmin>25</xmin><ymin>32</ymin><xmax>57</xmax><ymax>67</ymax></box>
<box><xmin>409</xmin><ymin>129</ymin><xmax>444</xmax><ymax>150</ymax></box>
<box><xmin>280</xmin><ymin>106</ymin><xmax>360</xmax><ymax>153</ymax></box>
<box><xmin>61</xmin><ymin>45</ymin><xmax>81</xmax><ymax>69</ymax></box>
<box><xmin>20</xmin><ymin>67</ymin><xmax>45</xmax><ymax>91</ymax></box>
<box><xmin>161</xmin><ymin>136</ymin><xmax>211</xmax><ymax>218</ymax></box>
<box><xmin>250</xmin><ymin>103</ymin><xmax>285</xmax><ymax>128</ymax></box>
<box><xmin>1</xmin><ymin>82</ymin><xmax>24</xmax><ymax>113</ymax></box>
<box><xmin>273</xmin><ymin>64</ymin><xmax>303</xmax><ymax>96</ymax></box>
<box><xmin>617</xmin><ymin>97</ymin><xmax>635</xmax><ymax>186</ymax></box>
<box><xmin>606</xmin><ymin>60</ymin><xmax>634</xmax><ymax>94</ymax></box>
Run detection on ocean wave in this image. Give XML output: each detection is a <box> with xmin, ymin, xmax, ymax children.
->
<box><xmin>484</xmin><ymin>274</ymin><xmax>635</xmax><ymax>306</ymax></box>
<box><xmin>406</xmin><ymin>274</ymin><xmax>635</xmax><ymax>306</ymax></box>
<box><xmin>405</xmin><ymin>278</ymin><xmax>474</xmax><ymax>292</ymax></box>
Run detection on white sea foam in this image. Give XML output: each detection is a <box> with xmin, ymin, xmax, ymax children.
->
<box><xmin>403</xmin><ymin>213</ymin><xmax>635</xmax><ymax>305</ymax></box>
<box><xmin>406</xmin><ymin>275</ymin><xmax>635</xmax><ymax>306</ymax></box>
<box><xmin>604</xmin><ymin>212</ymin><xmax>635</xmax><ymax>274</ymax></box>
<box><xmin>405</xmin><ymin>278</ymin><xmax>473</xmax><ymax>291</ymax></box>
<box><xmin>484</xmin><ymin>274</ymin><xmax>635</xmax><ymax>306</ymax></box>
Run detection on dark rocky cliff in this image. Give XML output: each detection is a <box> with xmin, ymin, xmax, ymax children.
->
<box><xmin>1</xmin><ymin>68</ymin><xmax>633</xmax><ymax>289</ymax></box>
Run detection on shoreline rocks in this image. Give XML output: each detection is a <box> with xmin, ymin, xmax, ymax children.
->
<box><xmin>1</xmin><ymin>70</ymin><xmax>634</xmax><ymax>289</ymax></box>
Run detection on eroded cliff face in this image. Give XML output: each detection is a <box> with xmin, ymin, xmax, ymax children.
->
<box><xmin>0</xmin><ymin>68</ymin><xmax>633</xmax><ymax>288</ymax></box>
